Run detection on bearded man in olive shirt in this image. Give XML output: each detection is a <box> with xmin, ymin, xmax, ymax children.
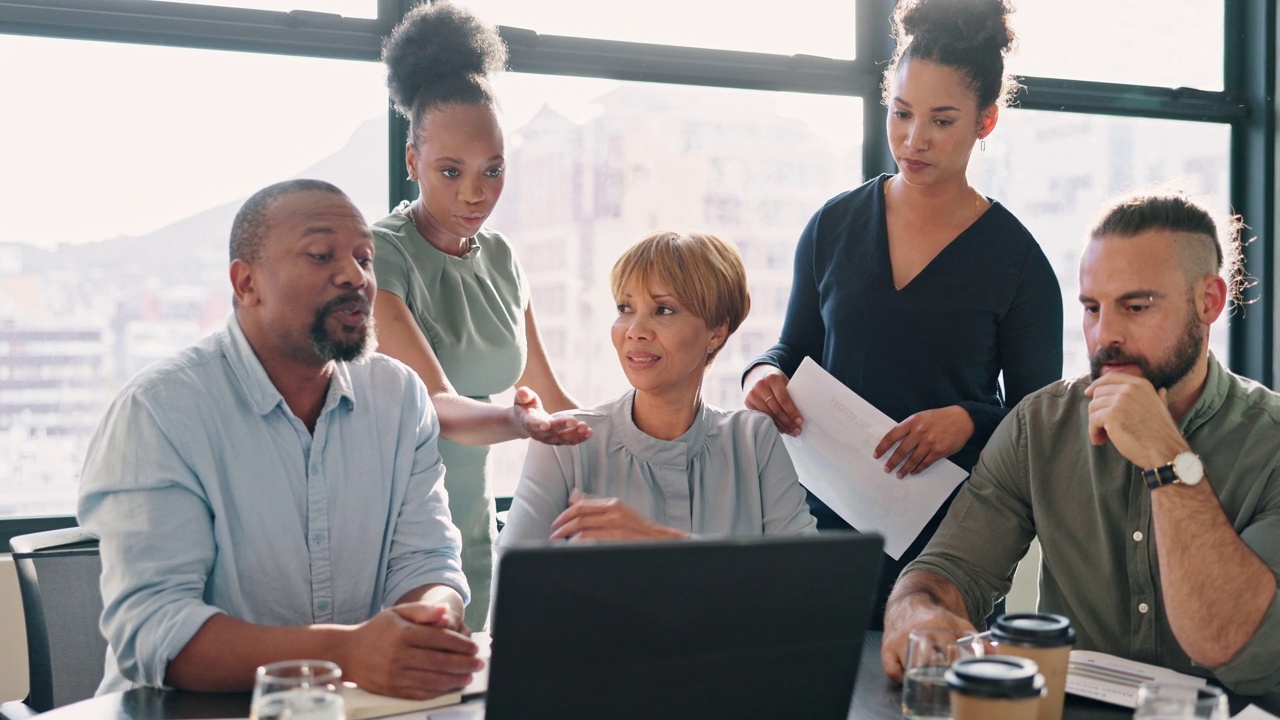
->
<box><xmin>883</xmin><ymin>193</ymin><xmax>1280</xmax><ymax>695</ymax></box>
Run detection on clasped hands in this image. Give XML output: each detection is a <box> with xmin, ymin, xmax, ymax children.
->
<box><xmin>549</xmin><ymin>489</ymin><xmax>688</xmax><ymax>542</ymax></box>
<box><xmin>340</xmin><ymin>597</ymin><xmax>481</xmax><ymax>701</ymax></box>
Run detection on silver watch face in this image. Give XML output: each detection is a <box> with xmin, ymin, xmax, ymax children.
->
<box><xmin>1172</xmin><ymin>451</ymin><xmax>1204</xmax><ymax>486</ymax></box>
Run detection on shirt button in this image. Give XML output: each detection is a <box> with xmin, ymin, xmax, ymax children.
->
<box><xmin>312</xmin><ymin>533</ymin><xmax>325</xmax><ymax>545</ymax></box>
<box><xmin>1133</xmin><ymin>531</ymin><xmax>1144</xmax><ymax>541</ymax></box>
<box><xmin>310</xmin><ymin>464</ymin><xmax>321</xmax><ymax>475</ymax></box>
<box><xmin>1138</xmin><ymin>602</ymin><xmax>1150</xmax><ymax>614</ymax></box>
<box><xmin>317</xmin><ymin>600</ymin><xmax>330</xmax><ymax>611</ymax></box>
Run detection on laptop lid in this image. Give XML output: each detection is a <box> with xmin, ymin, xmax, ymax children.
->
<box><xmin>485</xmin><ymin>533</ymin><xmax>883</xmax><ymax>720</ymax></box>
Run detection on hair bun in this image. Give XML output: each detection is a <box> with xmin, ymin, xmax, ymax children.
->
<box><xmin>382</xmin><ymin>1</ymin><xmax>508</xmax><ymax>115</ymax></box>
<box><xmin>896</xmin><ymin>0</ymin><xmax>1015</xmax><ymax>56</ymax></box>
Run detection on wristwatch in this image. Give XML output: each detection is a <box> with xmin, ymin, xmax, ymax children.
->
<box><xmin>1142</xmin><ymin>450</ymin><xmax>1204</xmax><ymax>490</ymax></box>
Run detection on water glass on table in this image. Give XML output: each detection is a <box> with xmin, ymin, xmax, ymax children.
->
<box><xmin>902</xmin><ymin>627</ymin><xmax>983</xmax><ymax>719</ymax></box>
<box><xmin>1132</xmin><ymin>682</ymin><xmax>1228</xmax><ymax>720</ymax></box>
<box><xmin>250</xmin><ymin>659</ymin><xmax>346</xmax><ymax>720</ymax></box>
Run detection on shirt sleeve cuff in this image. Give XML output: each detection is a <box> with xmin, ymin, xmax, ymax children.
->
<box><xmin>135</xmin><ymin>604</ymin><xmax>226</xmax><ymax>689</ymax></box>
<box><xmin>1207</xmin><ymin>587</ymin><xmax>1280</xmax><ymax>695</ymax></box>
<box><xmin>901</xmin><ymin>556</ymin><xmax>999</xmax><ymax>629</ymax></box>
<box><xmin>386</xmin><ymin>569</ymin><xmax>471</xmax><ymax>610</ymax></box>
<box><xmin>741</xmin><ymin>358</ymin><xmax>782</xmax><ymax>388</ymax></box>
<box><xmin>955</xmin><ymin>401</ymin><xmax>1009</xmax><ymax>447</ymax></box>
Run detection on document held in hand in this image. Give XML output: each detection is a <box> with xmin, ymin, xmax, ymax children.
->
<box><xmin>780</xmin><ymin>357</ymin><xmax>969</xmax><ymax>559</ymax></box>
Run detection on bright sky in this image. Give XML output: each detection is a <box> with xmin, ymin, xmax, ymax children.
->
<box><xmin>0</xmin><ymin>0</ymin><xmax>1223</xmax><ymax>248</ymax></box>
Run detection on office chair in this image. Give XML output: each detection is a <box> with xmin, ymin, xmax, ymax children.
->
<box><xmin>495</xmin><ymin>495</ymin><xmax>513</xmax><ymax>532</ymax></box>
<box><xmin>0</xmin><ymin>527</ymin><xmax>106</xmax><ymax>720</ymax></box>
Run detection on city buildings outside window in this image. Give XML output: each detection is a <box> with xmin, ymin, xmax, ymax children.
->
<box><xmin>0</xmin><ymin>0</ymin><xmax>1248</xmax><ymax>518</ymax></box>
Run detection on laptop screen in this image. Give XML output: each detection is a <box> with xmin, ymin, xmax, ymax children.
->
<box><xmin>486</xmin><ymin>533</ymin><xmax>883</xmax><ymax>720</ymax></box>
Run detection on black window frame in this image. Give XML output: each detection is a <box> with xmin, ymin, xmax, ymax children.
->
<box><xmin>0</xmin><ymin>0</ymin><xmax>1272</xmax><ymax>549</ymax></box>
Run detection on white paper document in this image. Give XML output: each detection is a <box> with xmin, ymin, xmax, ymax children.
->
<box><xmin>461</xmin><ymin>631</ymin><xmax>491</xmax><ymax>696</ymax></box>
<box><xmin>1065</xmin><ymin>650</ymin><xmax>1207</xmax><ymax>708</ymax></box>
<box><xmin>426</xmin><ymin>700</ymin><xmax>486</xmax><ymax>720</ymax></box>
<box><xmin>780</xmin><ymin>357</ymin><xmax>969</xmax><ymax>559</ymax></box>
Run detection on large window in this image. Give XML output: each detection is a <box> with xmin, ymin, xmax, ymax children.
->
<box><xmin>484</xmin><ymin>76</ymin><xmax>863</xmax><ymax>496</ymax></box>
<box><xmin>0</xmin><ymin>32</ymin><xmax>387</xmax><ymax>520</ymax></box>
<box><xmin>457</xmin><ymin>0</ymin><xmax>857</xmax><ymax>58</ymax></box>
<box><xmin>156</xmin><ymin>0</ymin><xmax>378</xmax><ymax>17</ymax></box>
<box><xmin>968</xmin><ymin>111</ymin><xmax>1233</xmax><ymax>374</ymax></box>
<box><xmin>1008</xmin><ymin>0</ymin><xmax>1225</xmax><ymax>90</ymax></box>
<box><xmin>0</xmin><ymin>0</ymin><xmax>1271</xmax><ymax>537</ymax></box>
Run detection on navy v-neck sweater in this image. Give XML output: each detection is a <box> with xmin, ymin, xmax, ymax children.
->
<box><xmin>750</xmin><ymin>174</ymin><xmax>1064</xmax><ymax>618</ymax></box>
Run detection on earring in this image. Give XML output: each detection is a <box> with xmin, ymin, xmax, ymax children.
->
<box><xmin>706</xmin><ymin>346</ymin><xmax>714</xmax><ymax>355</ymax></box>
<box><xmin>980</xmin><ymin>138</ymin><xmax>986</xmax><ymax>152</ymax></box>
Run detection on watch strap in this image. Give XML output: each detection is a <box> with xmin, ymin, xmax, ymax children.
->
<box><xmin>1142</xmin><ymin>464</ymin><xmax>1178</xmax><ymax>490</ymax></box>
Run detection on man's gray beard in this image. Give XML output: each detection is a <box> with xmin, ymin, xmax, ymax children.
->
<box><xmin>309</xmin><ymin>294</ymin><xmax>375</xmax><ymax>363</ymax></box>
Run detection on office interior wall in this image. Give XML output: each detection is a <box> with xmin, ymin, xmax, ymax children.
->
<box><xmin>0</xmin><ymin>555</ymin><xmax>29</xmax><ymax>703</ymax></box>
<box><xmin>1005</xmin><ymin>540</ymin><xmax>1041</xmax><ymax>614</ymax></box>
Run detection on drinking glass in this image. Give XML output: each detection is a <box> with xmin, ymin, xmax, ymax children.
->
<box><xmin>1133</xmin><ymin>682</ymin><xmax>1228</xmax><ymax>720</ymax></box>
<box><xmin>902</xmin><ymin>628</ymin><xmax>983</xmax><ymax>719</ymax></box>
<box><xmin>250</xmin><ymin>659</ymin><xmax>345</xmax><ymax>720</ymax></box>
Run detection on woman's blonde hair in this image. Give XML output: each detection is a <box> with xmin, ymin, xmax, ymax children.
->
<box><xmin>609</xmin><ymin>231</ymin><xmax>751</xmax><ymax>363</ymax></box>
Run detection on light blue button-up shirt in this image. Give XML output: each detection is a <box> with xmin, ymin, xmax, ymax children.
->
<box><xmin>79</xmin><ymin>316</ymin><xmax>467</xmax><ymax>692</ymax></box>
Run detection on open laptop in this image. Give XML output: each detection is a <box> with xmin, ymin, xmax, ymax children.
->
<box><xmin>483</xmin><ymin>533</ymin><xmax>884</xmax><ymax>720</ymax></box>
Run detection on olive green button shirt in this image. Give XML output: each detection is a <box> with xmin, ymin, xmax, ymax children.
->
<box><xmin>905</xmin><ymin>355</ymin><xmax>1280</xmax><ymax>694</ymax></box>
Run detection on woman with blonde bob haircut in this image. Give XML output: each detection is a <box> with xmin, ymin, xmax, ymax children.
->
<box><xmin>499</xmin><ymin>231</ymin><xmax>817</xmax><ymax>544</ymax></box>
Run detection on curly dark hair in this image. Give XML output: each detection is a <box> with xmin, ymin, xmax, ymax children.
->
<box><xmin>381</xmin><ymin>1</ymin><xmax>508</xmax><ymax>145</ymax></box>
<box><xmin>881</xmin><ymin>0</ymin><xmax>1020</xmax><ymax>110</ymax></box>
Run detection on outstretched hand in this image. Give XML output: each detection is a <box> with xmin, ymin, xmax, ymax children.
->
<box><xmin>511</xmin><ymin>386</ymin><xmax>592</xmax><ymax>446</ymax></box>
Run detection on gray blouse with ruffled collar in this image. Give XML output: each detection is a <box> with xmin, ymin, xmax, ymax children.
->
<box><xmin>498</xmin><ymin>390</ymin><xmax>817</xmax><ymax>546</ymax></box>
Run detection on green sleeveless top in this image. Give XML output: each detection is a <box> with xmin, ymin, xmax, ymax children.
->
<box><xmin>371</xmin><ymin>202</ymin><xmax>529</xmax><ymax>399</ymax></box>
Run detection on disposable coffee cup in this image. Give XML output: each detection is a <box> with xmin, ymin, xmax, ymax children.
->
<box><xmin>947</xmin><ymin>655</ymin><xmax>1045</xmax><ymax>720</ymax></box>
<box><xmin>990</xmin><ymin>614</ymin><xmax>1076</xmax><ymax>720</ymax></box>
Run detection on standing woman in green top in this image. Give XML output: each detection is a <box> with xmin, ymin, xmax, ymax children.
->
<box><xmin>374</xmin><ymin>1</ymin><xmax>586</xmax><ymax>631</ymax></box>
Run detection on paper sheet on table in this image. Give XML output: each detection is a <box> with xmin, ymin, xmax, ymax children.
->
<box><xmin>1065</xmin><ymin>650</ymin><xmax>1207</xmax><ymax>708</ymax></box>
<box><xmin>461</xmin><ymin>631</ymin><xmax>491</xmax><ymax>696</ymax></box>
<box><xmin>780</xmin><ymin>357</ymin><xmax>968</xmax><ymax>559</ymax></box>
<box><xmin>427</xmin><ymin>700</ymin><xmax>486</xmax><ymax>720</ymax></box>
<box><xmin>1234</xmin><ymin>705</ymin><xmax>1280</xmax><ymax>720</ymax></box>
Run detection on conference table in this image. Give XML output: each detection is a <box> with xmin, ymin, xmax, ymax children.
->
<box><xmin>37</xmin><ymin>632</ymin><xmax>1280</xmax><ymax>719</ymax></box>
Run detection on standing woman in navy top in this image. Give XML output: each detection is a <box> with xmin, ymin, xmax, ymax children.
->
<box><xmin>743</xmin><ymin>0</ymin><xmax>1063</xmax><ymax>625</ymax></box>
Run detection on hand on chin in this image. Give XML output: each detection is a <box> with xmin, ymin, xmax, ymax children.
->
<box><xmin>1084</xmin><ymin>372</ymin><xmax>1184</xmax><ymax>468</ymax></box>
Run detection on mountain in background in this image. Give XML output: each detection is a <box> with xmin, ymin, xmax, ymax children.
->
<box><xmin>14</xmin><ymin>116</ymin><xmax>388</xmax><ymax>278</ymax></box>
